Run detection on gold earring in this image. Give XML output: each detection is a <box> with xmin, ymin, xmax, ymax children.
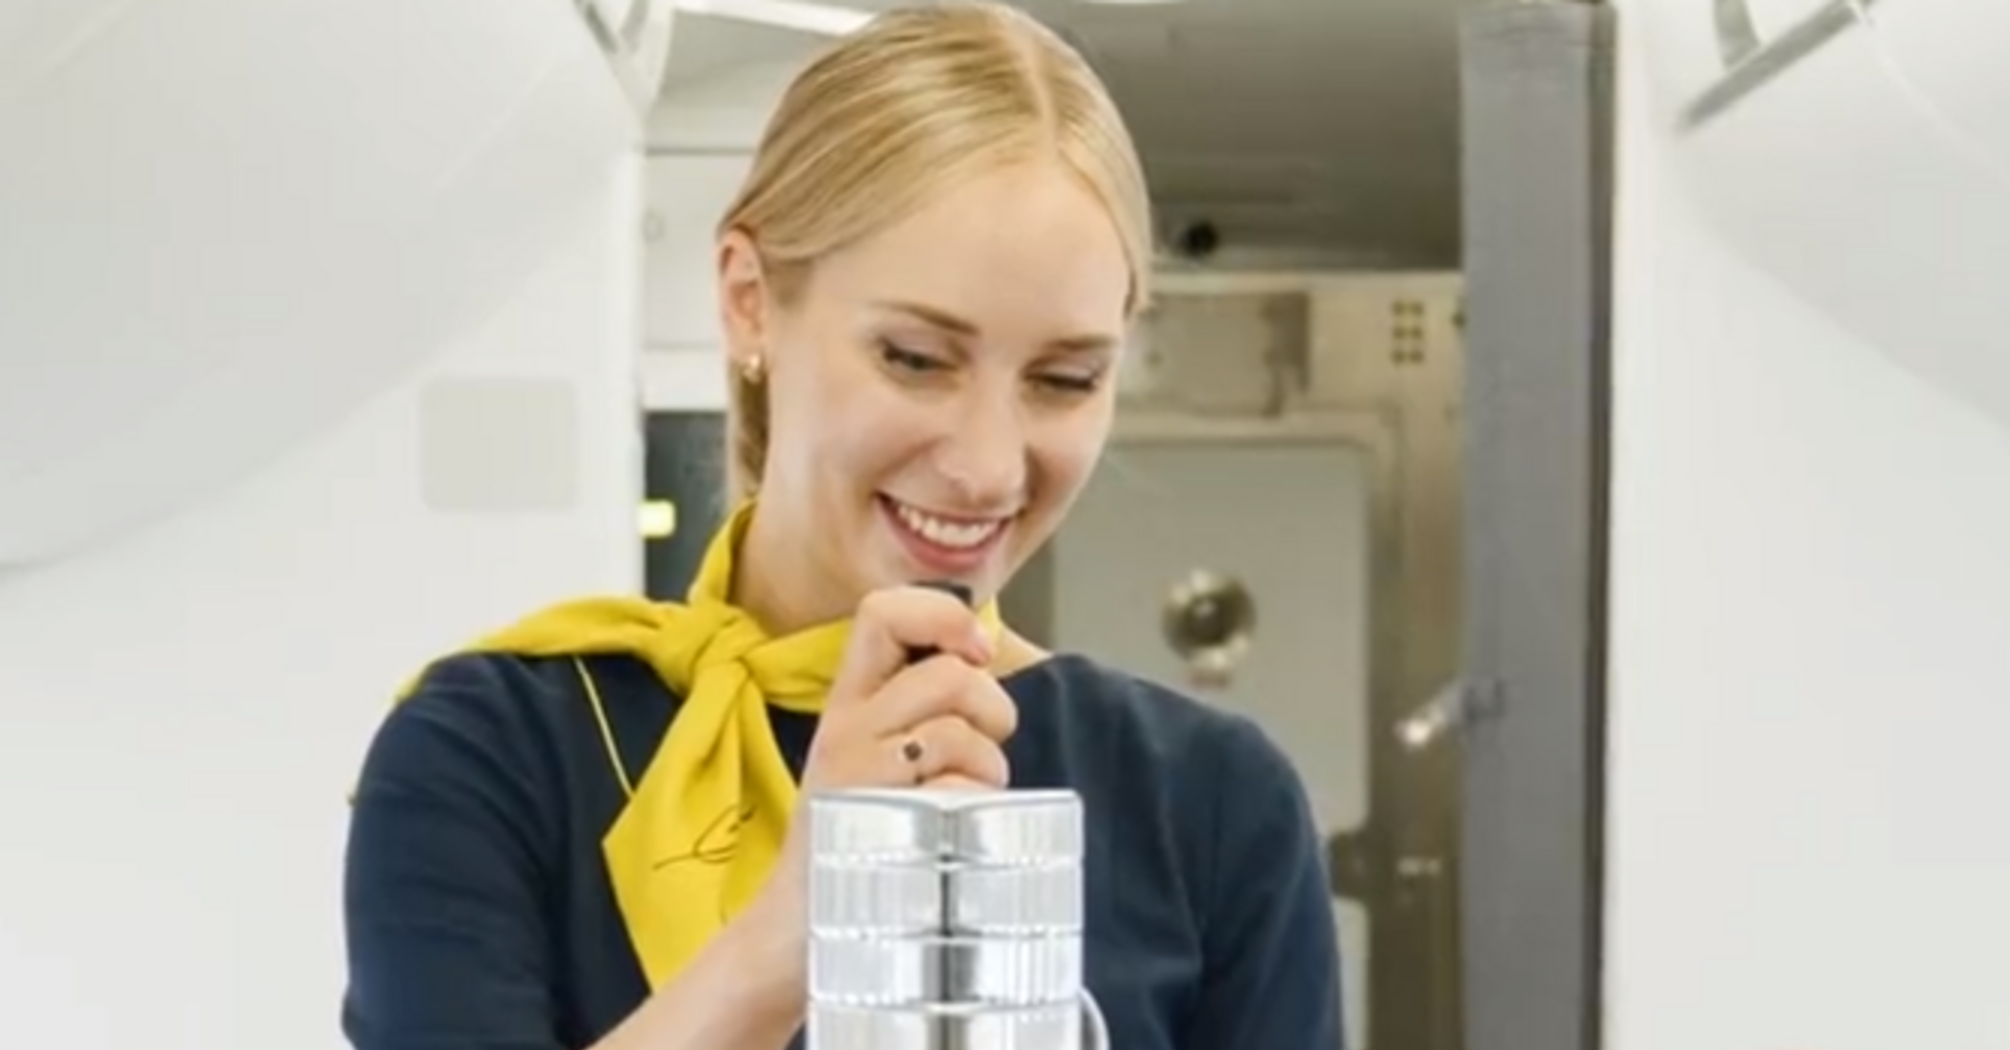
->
<box><xmin>741</xmin><ymin>355</ymin><xmax>765</xmax><ymax>383</ymax></box>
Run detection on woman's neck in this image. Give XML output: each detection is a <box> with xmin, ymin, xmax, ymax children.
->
<box><xmin>727</xmin><ymin>503</ymin><xmax>846</xmax><ymax>637</ymax></box>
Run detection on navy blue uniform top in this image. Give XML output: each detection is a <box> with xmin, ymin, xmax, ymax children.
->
<box><xmin>343</xmin><ymin>650</ymin><xmax>1344</xmax><ymax>1050</ymax></box>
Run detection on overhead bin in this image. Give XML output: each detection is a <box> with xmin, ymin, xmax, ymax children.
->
<box><xmin>1631</xmin><ymin>0</ymin><xmax>2010</xmax><ymax>432</ymax></box>
<box><xmin>0</xmin><ymin>0</ymin><xmax>637</xmax><ymax>566</ymax></box>
<box><xmin>1866</xmin><ymin>0</ymin><xmax>2010</xmax><ymax>176</ymax></box>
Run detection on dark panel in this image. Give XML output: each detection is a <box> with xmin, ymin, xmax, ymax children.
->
<box><xmin>1456</xmin><ymin>6</ymin><xmax>1614</xmax><ymax>1050</ymax></box>
<box><xmin>642</xmin><ymin>411</ymin><xmax>729</xmax><ymax>601</ymax></box>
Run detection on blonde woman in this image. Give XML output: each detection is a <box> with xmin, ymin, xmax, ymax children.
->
<box><xmin>342</xmin><ymin>5</ymin><xmax>1343</xmax><ymax>1049</ymax></box>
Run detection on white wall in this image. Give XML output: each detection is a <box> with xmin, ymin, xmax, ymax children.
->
<box><xmin>1604</xmin><ymin>8</ymin><xmax>2010</xmax><ymax>1050</ymax></box>
<box><xmin>0</xmin><ymin>0</ymin><xmax>640</xmax><ymax>567</ymax></box>
<box><xmin>0</xmin><ymin>2</ymin><xmax>651</xmax><ymax>1042</ymax></box>
<box><xmin>0</xmin><ymin>33</ymin><xmax>797</xmax><ymax>1047</ymax></box>
<box><xmin>0</xmin><ymin>159</ymin><xmax>644</xmax><ymax>1050</ymax></box>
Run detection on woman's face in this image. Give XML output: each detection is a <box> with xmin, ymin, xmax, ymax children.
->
<box><xmin>719</xmin><ymin>161</ymin><xmax>1132</xmax><ymax>618</ymax></box>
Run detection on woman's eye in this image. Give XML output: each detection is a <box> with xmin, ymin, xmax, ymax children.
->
<box><xmin>1035</xmin><ymin>373</ymin><xmax>1102</xmax><ymax>394</ymax></box>
<box><xmin>879</xmin><ymin>341</ymin><xmax>942</xmax><ymax>374</ymax></box>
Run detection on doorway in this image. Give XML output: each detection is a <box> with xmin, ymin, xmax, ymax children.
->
<box><xmin>1003</xmin><ymin>270</ymin><xmax>1466</xmax><ymax>1050</ymax></box>
<box><xmin>1002</xmin><ymin>5</ymin><xmax>1616</xmax><ymax>1050</ymax></box>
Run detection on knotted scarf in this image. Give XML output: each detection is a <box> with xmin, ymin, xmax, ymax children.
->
<box><xmin>386</xmin><ymin>501</ymin><xmax>1002</xmax><ymax>988</ymax></box>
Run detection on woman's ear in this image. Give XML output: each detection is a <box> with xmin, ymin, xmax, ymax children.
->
<box><xmin>716</xmin><ymin>229</ymin><xmax>768</xmax><ymax>366</ymax></box>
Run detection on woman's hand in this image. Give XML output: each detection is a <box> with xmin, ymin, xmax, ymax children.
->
<box><xmin>739</xmin><ymin>582</ymin><xmax>1020</xmax><ymax>951</ymax></box>
<box><xmin>805</xmin><ymin>584</ymin><xmax>1019</xmax><ymax>793</ymax></box>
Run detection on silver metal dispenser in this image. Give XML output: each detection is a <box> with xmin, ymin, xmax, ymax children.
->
<box><xmin>805</xmin><ymin>788</ymin><xmax>1108</xmax><ymax>1050</ymax></box>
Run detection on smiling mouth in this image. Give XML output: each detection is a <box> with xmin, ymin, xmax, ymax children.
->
<box><xmin>882</xmin><ymin>496</ymin><xmax>1009</xmax><ymax>549</ymax></box>
<box><xmin>876</xmin><ymin>494</ymin><xmax>1021</xmax><ymax>567</ymax></box>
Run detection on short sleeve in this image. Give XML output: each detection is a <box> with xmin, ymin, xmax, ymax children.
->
<box><xmin>343</xmin><ymin>656</ymin><xmax>566</xmax><ymax>1050</ymax></box>
<box><xmin>1183</xmin><ymin>716</ymin><xmax>1347</xmax><ymax>1050</ymax></box>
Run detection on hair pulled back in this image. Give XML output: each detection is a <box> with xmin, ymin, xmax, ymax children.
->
<box><xmin>717</xmin><ymin>2</ymin><xmax>1154</xmax><ymax>499</ymax></box>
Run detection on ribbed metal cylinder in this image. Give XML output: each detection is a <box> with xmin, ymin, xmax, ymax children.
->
<box><xmin>805</xmin><ymin>788</ymin><xmax>1092</xmax><ymax>1050</ymax></box>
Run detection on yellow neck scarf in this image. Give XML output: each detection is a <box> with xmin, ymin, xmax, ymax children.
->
<box><xmin>399</xmin><ymin>501</ymin><xmax>1001</xmax><ymax>988</ymax></box>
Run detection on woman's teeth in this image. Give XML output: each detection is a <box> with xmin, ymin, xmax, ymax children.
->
<box><xmin>892</xmin><ymin>501</ymin><xmax>1003</xmax><ymax>549</ymax></box>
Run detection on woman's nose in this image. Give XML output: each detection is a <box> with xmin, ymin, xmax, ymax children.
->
<box><xmin>934</xmin><ymin>394</ymin><xmax>1028</xmax><ymax>509</ymax></box>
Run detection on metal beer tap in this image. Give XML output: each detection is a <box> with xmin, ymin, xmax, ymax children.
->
<box><xmin>803</xmin><ymin>581</ymin><xmax>1108</xmax><ymax>1050</ymax></box>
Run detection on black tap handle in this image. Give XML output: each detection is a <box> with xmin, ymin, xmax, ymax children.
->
<box><xmin>915</xmin><ymin>579</ymin><xmax>972</xmax><ymax>606</ymax></box>
<box><xmin>904</xmin><ymin>580</ymin><xmax>974</xmax><ymax>665</ymax></box>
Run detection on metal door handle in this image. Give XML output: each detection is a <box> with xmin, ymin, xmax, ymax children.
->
<box><xmin>1394</xmin><ymin>677</ymin><xmax>1503</xmax><ymax>752</ymax></box>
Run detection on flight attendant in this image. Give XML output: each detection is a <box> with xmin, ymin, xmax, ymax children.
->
<box><xmin>341</xmin><ymin>5</ymin><xmax>1344</xmax><ymax>1049</ymax></box>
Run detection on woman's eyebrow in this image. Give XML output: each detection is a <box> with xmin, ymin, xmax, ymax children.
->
<box><xmin>870</xmin><ymin>299</ymin><xmax>1119</xmax><ymax>352</ymax></box>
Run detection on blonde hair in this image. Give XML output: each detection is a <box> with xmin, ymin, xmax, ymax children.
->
<box><xmin>717</xmin><ymin>1</ymin><xmax>1155</xmax><ymax>499</ymax></box>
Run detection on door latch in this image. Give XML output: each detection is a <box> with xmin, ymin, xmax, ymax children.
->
<box><xmin>1395</xmin><ymin>677</ymin><xmax>1505</xmax><ymax>752</ymax></box>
